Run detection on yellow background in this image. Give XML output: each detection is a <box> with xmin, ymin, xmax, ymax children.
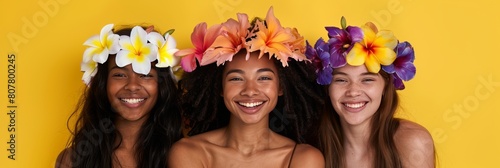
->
<box><xmin>1</xmin><ymin>0</ymin><xmax>499</xmax><ymax>167</ymax></box>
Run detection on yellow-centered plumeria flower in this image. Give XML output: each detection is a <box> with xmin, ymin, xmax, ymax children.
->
<box><xmin>116</xmin><ymin>26</ymin><xmax>158</xmax><ymax>75</ymax></box>
<box><xmin>82</xmin><ymin>24</ymin><xmax>120</xmax><ymax>63</ymax></box>
<box><xmin>346</xmin><ymin>22</ymin><xmax>397</xmax><ymax>73</ymax></box>
<box><xmin>147</xmin><ymin>31</ymin><xmax>179</xmax><ymax>68</ymax></box>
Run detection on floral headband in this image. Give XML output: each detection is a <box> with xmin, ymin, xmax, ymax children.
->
<box><xmin>81</xmin><ymin>24</ymin><xmax>179</xmax><ymax>85</ymax></box>
<box><xmin>305</xmin><ymin>17</ymin><xmax>416</xmax><ymax>90</ymax></box>
<box><xmin>174</xmin><ymin>6</ymin><xmax>307</xmax><ymax>72</ymax></box>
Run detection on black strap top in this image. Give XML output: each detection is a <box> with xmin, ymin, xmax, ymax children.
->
<box><xmin>288</xmin><ymin>143</ymin><xmax>298</xmax><ymax>168</ymax></box>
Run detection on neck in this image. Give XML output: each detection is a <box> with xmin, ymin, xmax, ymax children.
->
<box><xmin>341</xmin><ymin>120</ymin><xmax>372</xmax><ymax>153</ymax></box>
<box><xmin>114</xmin><ymin>118</ymin><xmax>145</xmax><ymax>150</ymax></box>
<box><xmin>223</xmin><ymin>117</ymin><xmax>273</xmax><ymax>155</ymax></box>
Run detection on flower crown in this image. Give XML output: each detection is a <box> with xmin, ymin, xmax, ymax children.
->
<box><xmin>174</xmin><ymin>6</ymin><xmax>307</xmax><ymax>72</ymax></box>
<box><xmin>305</xmin><ymin>17</ymin><xmax>416</xmax><ymax>90</ymax></box>
<box><xmin>81</xmin><ymin>24</ymin><xmax>179</xmax><ymax>85</ymax></box>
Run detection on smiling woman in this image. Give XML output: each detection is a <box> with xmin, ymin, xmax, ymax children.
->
<box><xmin>170</xmin><ymin>6</ymin><xmax>326</xmax><ymax>168</ymax></box>
<box><xmin>308</xmin><ymin>17</ymin><xmax>436</xmax><ymax>168</ymax></box>
<box><xmin>55</xmin><ymin>24</ymin><xmax>182</xmax><ymax>168</ymax></box>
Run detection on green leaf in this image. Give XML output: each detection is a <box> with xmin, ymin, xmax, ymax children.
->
<box><xmin>164</xmin><ymin>29</ymin><xmax>175</xmax><ymax>36</ymax></box>
<box><xmin>341</xmin><ymin>16</ymin><xmax>347</xmax><ymax>29</ymax></box>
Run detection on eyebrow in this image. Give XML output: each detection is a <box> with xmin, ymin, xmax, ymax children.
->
<box><xmin>225</xmin><ymin>68</ymin><xmax>276</xmax><ymax>76</ymax></box>
<box><xmin>332</xmin><ymin>71</ymin><xmax>378</xmax><ymax>76</ymax></box>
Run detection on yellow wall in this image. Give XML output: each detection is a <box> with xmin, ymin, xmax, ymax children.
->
<box><xmin>1</xmin><ymin>0</ymin><xmax>498</xmax><ymax>167</ymax></box>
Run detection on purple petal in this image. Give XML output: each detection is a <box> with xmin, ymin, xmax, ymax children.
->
<box><xmin>392</xmin><ymin>74</ymin><xmax>405</xmax><ymax>90</ymax></box>
<box><xmin>319</xmin><ymin>51</ymin><xmax>331</xmax><ymax>68</ymax></box>
<box><xmin>317</xmin><ymin>66</ymin><xmax>333</xmax><ymax>85</ymax></box>
<box><xmin>395</xmin><ymin>62</ymin><xmax>416</xmax><ymax>81</ymax></box>
<box><xmin>329</xmin><ymin>49</ymin><xmax>347</xmax><ymax>68</ymax></box>
<box><xmin>382</xmin><ymin>64</ymin><xmax>396</xmax><ymax>73</ymax></box>
<box><xmin>346</xmin><ymin>26</ymin><xmax>363</xmax><ymax>42</ymax></box>
<box><xmin>305</xmin><ymin>40</ymin><xmax>316</xmax><ymax>59</ymax></box>
<box><xmin>396</xmin><ymin>41</ymin><xmax>415</xmax><ymax>62</ymax></box>
<box><xmin>325</xmin><ymin>27</ymin><xmax>343</xmax><ymax>38</ymax></box>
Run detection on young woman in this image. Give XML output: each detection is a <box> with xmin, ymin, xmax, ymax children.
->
<box><xmin>169</xmin><ymin>7</ymin><xmax>325</xmax><ymax>168</ymax></box>
<box><xmin>306</xmin><ymin>17</ymin><xmax>435</xmax><ymax>168</ymax></box>
<box><xmin>56</xmin><ymin>24</ymin><xmax>182</xmax><ymax>168</ymax></box>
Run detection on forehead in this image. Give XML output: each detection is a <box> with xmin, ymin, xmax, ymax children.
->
<box><xmin>223</xmin><ymin>52</ymin><xmax>277</xmax><ymax>73</ymax></box>
<box><xmin>334</xmin><ymin>65</ymin><xmax>372</xmax><ymax>75</ymax></box>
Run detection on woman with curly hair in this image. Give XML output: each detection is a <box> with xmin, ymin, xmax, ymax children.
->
<box><xmin>169</xmin><ymin>7</ymin><xmax>325</xmax><ymax>168</ymax></box>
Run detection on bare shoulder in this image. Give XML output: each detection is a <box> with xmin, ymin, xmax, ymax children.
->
<box><xmin>290</xmin><ymin>144</ymin><xmax>325</xmax><ymax>168</ymax></box>
<box><xmin>394</xmin><ymin>119</ymin><xmax>435</xmax><ymax>168</ymax></box>
<box><xmin>55</xmin><ymin>148</ymin><xmax>72</xmax><ymax>168</ymax></box>
<box><xmin>169</xmin><ymin>130</ymin><xmax>225</xmax><ymax>168</ymax></box>
<box><xmin>168</xmin><ymin>136</ymin><xmax>206</xmax><ymax>168</ymax></box>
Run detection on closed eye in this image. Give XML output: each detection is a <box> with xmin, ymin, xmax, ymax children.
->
<box><xmin>112</xmin><ymin>73</ymin><xmax>126</xmax><ymax>78</ymax></box>
<box><xmin>258</xmin><ymin>76</ymin><xmax>272</xmax><ymax>80</ymax></box>
<box><xmin>228</xmin><ymin>77</ymin><xmax>243</xmax><ymax>81</ymax></box>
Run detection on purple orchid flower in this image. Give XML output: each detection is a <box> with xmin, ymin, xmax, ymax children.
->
<box><xmin>382</xmin><ymin>41</ymin><xmax>416</xmax><ymax>90</ymax></box>
<box><xmin>325</xmin><ymin>26</ymin><xmax>363</xmax><ymax>68</ymax></box>
<box><xmin>305</xmin><ymin>38</ymin><xmax>333</xmax><ymax>85</ymax></box>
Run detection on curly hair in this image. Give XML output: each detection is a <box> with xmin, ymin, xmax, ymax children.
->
<box><xmin>58</xmin><ymin>27</ymin><xmax>182</xmax><ymax>168</ymax></box>
<box><xmin>179</xmin><ymin>52</ymin><xmax>325</xmax><ymax>143</ymax></box>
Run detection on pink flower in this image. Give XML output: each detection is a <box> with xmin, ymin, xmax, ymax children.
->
<box><xmin>175</xmin><ymin>23</ymin><xmax>223</xmax><ymax>72</ymax></box>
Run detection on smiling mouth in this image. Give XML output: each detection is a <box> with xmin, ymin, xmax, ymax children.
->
<box><xmin>120</xmin><ymin>98</ymin><xmax>145</xmax><ymax>104</ymax></box>
<box><xmin>344</xmin><ymin>102</ymin><xmax>366</xmax><ymax>109</ymax></box>
<box><xmin>238</xmin><ymin>101</ymin><xmax>264</xmax><ymax>108</ymax></box>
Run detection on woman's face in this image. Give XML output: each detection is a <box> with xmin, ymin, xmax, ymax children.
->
<box><xmin>106</xmin><ymin>56</ymin><xmax>158</xmax><ymax>123</ymax></box>
<box><xmin>222</xmin><ymin>53</ymin><xmax>282</xmax><ymax>125</ymax></box>
<box><xmin>328</xmin><ymin>65</ymin><xmax>385</xmax><ymax>127</ymax></box>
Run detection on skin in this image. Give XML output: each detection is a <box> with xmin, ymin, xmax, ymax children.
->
<box><xmin>328</xmin><ymin>65</ymin><xmax>434</xmax><ymax>168</ymax></box>
<box><xmin>169</xmin><ymin>52</ymin><xmax>324</xmax><ymax>168</ymax></box>
<box><xmin>107</xmin><ymin>56</ymin><xmax>159</xmax><ymax>167</ymax></box>
<box><xmin>56</xmin><ymin>57</ymin><xmax>159</xmax><ymax>168</ymax></box>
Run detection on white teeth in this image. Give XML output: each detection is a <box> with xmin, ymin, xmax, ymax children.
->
<box><xmin>121</xmin><ymin>98</ymin><xmax>144</xmax><ymax>104</ymax></box>
<box><xmin>345</xmin><ymin>102</ymin><xmax>365</xmax><ymax>108</ymax></box>
<box><xmin>238</xmin><ymin>102</ymin><xmax>263</xmax><ymax>108</ymax></box>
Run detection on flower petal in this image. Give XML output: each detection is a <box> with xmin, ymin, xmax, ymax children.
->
<box><xmin>317</xmin><ymin>66</ymin><xmax>333</xmax><ymax>85</ymax></box>
<box><xmin>131</xmin><ymin>57</ymin><xmax>152</xmax><ymax>75</ymax></box>
<box><xmin>346</xmin><ymin>43</ymin><xmax>367</xmax><ymax>66</ymax></box>
<box><xmin>364</xmin><ymin>52</ymin><xmax>382</xmax><ymax>73</ymax></box>
<box><xmin>116</xmin><ymin>50</ymin><xmax>133</xmax><ymax>67</ymax></box>
<box><xmin>346</xmin><ymin>26</ymin><xmax>363</xmax><ymax>42</ymax></box>
<box><xmin>100</xmin><ymin>24</ymin><xmax>114</xmax><ymax>44</ymax></box>
<box><xmin>373</xmin><ymin>47</ymin><xmax>396</xmax><ymax>65</ymax></box>
<box><xmin>130</xmin><ymin>26</ymin><xmax>148</xmax><ymax>51</ymax></box>
<box><xmin>180</xmin><ymin>54</ymin><xmax>196</xmax><ymax>72</ymax></box>
<box><xmin>374</xmin><ymin>30</ymin><xmax>397</xmax><ymax>49</ymax></box>
<box><xmin>396</xmin><ymin>62</ymin><xmax>416</xmax><ymax>81</ymax></box>
<box><xmin>147</xmin><ymin>32</ymin><xmax>165</xmax><ymax>48</ymax></box>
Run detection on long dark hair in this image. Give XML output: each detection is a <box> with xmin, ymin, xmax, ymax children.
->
<box><xmin>318</xmin><ymin>70</ymin><xmax>402</xmax><ymax>168</ymax></box>
<box><xmin>60</xmin><ymin>27</ymin><xmax>182</xmax><ymax>168</ymax></box>
<box><xmin>179</xmin><ymin>52</ymin><xmax>324</xmax><ymax>143</ymax></box>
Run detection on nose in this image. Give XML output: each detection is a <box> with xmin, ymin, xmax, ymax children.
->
<box><xmin>345</xmin><ymin>82</ymin><xmax>362</xmax><ymax>97</ymax></box>
<box><xmin>124</xmin><ymin>75</ymin><xmax>142</xmax><ymax>92</ymax></box>
<box><xmin>240</xmin><ymin>81</ymin><xmax>259</xmax><ymax>96</ymax></box>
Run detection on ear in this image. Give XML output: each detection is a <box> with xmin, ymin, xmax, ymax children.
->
<box><xmin>278</xmin><ymin>88</ymin><xmax>283</xmax><ymax>96</ymax></box>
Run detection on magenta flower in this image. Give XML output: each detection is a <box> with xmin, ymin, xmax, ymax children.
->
<box><xmin>382</xmin><ymin>41</ymin><xmax>416</xmax><ymax>90</ymax></box>
<box><xmin>325</xmin><ymin>26</ymin><xmax>363</xmax><ymax>68</ymax></box>
<box><xmin>305</xmin><ymin>38</ymin><xmax>333</xmax><ymax>85</ymax></box>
